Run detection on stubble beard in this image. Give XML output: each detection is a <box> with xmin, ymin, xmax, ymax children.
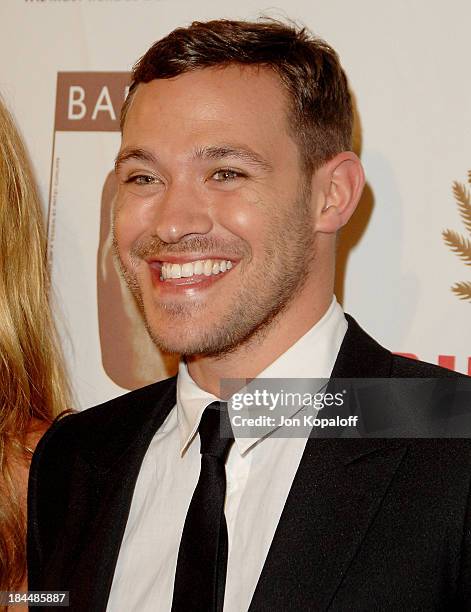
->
<box><xmin>113</xmin><ymin>186</ymin><xmax>315</xmax><ymax>358</ymax></box>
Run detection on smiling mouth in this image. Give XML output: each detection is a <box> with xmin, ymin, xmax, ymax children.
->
<box><xmin>158</xmin><ymin>258</ymin><xmax>234</xmax><ymax>281</ymax></box>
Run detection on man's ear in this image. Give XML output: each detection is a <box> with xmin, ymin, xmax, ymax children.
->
<box><xmin>313</xmin><ymin>152</ymin><xmax>365</xmax><ymax>234</ymax></box>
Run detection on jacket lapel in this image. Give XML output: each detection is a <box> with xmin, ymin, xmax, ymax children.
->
<box><xmin>249</xmin><ymin>315</ymin><xmax>409</xmax><ymax>611</ymax></box>
<box><xmin>46</xmin><ymin>377</ymin><xmax>177</xmax><ymax>612</ymax></box>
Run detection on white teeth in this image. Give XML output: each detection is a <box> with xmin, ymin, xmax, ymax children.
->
<box><xmin>171</xmin><ymin>263</ymin><xmax>181</xmax><ymax>279</ymax></box>
<box><xmin>181</xmin><ymin>262</ymin><xmax>194</xmax><ymax>277</ymax></box>
<box><xmin>160</xmin><ymin>259</ymin><xmax>234</xmax><ymax>280</ymax></box>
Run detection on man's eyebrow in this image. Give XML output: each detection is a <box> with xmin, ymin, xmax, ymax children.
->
<box><xmin>193</xmin><ymin>145</ymin><xmax>273</xmax><ymax>171</ymax></box>
<box><xmin>114</xmin><ymin>145</ymin><xmax>273</xmax><ymax>173</ymax></box>
<box><xmin>114</xmin><ymin>148</ymin><xmax>157</xmax><ymax>173</ymax></box>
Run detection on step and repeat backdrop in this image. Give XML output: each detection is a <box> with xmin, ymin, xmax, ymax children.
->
<box><xmin>1</xmin><ymin>0</ymin><xmax>470</xmax><ymax>409</ymax></box>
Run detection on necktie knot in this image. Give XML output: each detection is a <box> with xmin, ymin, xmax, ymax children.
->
<box><xmin>199</xmin><ymin>401</ymin><xmax>234</xmax><ymax>460</ymax></box>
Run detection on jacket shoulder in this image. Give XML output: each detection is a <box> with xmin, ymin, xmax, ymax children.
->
<box><xmin>390</xmin><ymin>354</ymin><xmax>464</xmax><ymax>378</ymax></box>
<box><xmin>30</xmin><ymin>376</ymin><xmax>177</xmax><ymax>475</ymax></box>
<box><xmin>343</xmin><ymin>314</ymin><xmax>466</xmax><ymax>379</ymax></box>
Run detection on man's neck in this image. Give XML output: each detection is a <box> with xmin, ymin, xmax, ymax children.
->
<box><xmin>186</xmin><ymin>292</ymin><xmax>334</xmax><ymax>396</ymax></box>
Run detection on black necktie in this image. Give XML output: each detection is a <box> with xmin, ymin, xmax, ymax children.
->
<box><xmin>171</xmin><ymin>401</ymin><xmax>234</xmax><ymax>612</ymax></box>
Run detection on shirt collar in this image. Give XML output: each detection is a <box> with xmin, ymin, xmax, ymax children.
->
<box><xmin>176</xmin><ymin>363</ymin><xmax>220</xmax><ymax>456</ymax></box>
<box><xmin>176</xmin><ymin>297</ymin><xmax>347</xmax><ymax>455</ymax></box>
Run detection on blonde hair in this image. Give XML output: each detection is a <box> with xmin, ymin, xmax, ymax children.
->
<box><xmin>0</xmin><ymin>95</ymin><xmax>70</xmax><ymax>592</ymax></box>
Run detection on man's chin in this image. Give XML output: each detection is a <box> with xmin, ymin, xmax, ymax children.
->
<box><xmin>144</xmin><ymin>320</ymin><xmax>243</xmax><ymax>358</ymax></box>
<box><xmin>144</xmin><ymin>320</ymin><xmax>212</xmax><ymax>356</ymax></box>
<box><xmin>142</xmin><ymin>300</ymin><xmax>228</xmax><ymax>354</ymax></box>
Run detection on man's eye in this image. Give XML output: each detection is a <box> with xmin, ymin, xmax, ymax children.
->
<box><xmin>126</xmin><ymin>175</ymin><xmax>157</xmax><ymax>185</ymax></box>
<box><xmin>212</xmin><ymin>169</ymin><xmax>243</xmax><ymax>182</ymax></box>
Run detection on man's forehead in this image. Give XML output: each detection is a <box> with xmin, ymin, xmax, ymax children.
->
<box><xmin>125</xmin><ymin>64</ymin><xmax>289</xmax><ymax>125</ymax></box>
<box><xmin>120</xmin><ymin>65</ymin><xmax>299</xmax><ymax>167</ymax></box>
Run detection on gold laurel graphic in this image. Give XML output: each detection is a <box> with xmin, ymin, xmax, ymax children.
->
<box><xmin>442</xmin><ymin>172</ymin><xmax>471</xmax><ymax>301</ymax></box>
<box><xmin>443</xmin><ymin>230</ymin><xmax>471</xmax><ymax>265</ymax></box>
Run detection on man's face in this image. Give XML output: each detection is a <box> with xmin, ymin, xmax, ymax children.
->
<box><xmin>114</xmin><ymin>65</ymin><xmax>317</xmax><ymax>356</ymax></box>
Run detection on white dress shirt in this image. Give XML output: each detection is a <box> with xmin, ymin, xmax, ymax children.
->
<box><xmin>106</xmin><ymin>298</ymin><xmax>347</xmax><ymax>612</ymax></box>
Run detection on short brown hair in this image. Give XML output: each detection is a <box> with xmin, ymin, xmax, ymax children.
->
<box><xmin>121</xmin><ymin>18</ymin><xmax>353</xmax><ymax>172</ymax></box>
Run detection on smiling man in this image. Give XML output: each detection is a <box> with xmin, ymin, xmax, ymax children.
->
<box><xmin>28</xmin><ymin>19</ymin><xmax>471</xmax><ymax>612</ymax></box>
<box><xmin>112</xmin><ymin>60</ymin><xmax>358</xmax><ymax>380</ymax></box>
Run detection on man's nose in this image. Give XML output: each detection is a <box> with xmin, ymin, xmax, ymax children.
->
<box><xmin>152</xmin><ymin>181</ymin><xmax>213</xmax><ymax>244</ymax></box>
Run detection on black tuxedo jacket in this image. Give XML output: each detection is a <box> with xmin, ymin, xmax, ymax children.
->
<box><xmin>27</xmin><ymin>316</ymin><xmax>471</xmax><ymax>611</ymax></box>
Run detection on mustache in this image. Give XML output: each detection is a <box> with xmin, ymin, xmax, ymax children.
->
<box><xmin>129</xmin><ymin>235</ymin><xmax>249</xmax><ymax>261</ymax></box>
